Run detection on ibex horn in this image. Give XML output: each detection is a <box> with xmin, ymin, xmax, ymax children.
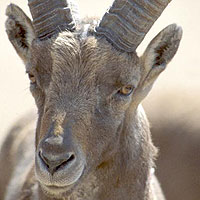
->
<box><xmin>28</xmin><ymin>0</ymin><xmax>79</xmax><ymax>40</ymax></box>
<box><xmin>95</xmin><ymin>0</ymin><xmax>172</xmax><ymax>52</ymax></box>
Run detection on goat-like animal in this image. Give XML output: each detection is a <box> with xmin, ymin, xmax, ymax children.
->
<box><xmin>2</xmin><ymin>0</ymin><xmax>182</xmax><ymax>199</ymax></box>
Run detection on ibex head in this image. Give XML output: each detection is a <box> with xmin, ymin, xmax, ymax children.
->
<box><xmin>5</xmin><ymin>0</ymin><xmax>182</xmax><ymax>198</ymax></box>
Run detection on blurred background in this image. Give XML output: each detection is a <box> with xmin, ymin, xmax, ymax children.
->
<box><xmin>0</xmin><ymin>0</ymin><xmax>200</xmax><ymax>200</ymax></box>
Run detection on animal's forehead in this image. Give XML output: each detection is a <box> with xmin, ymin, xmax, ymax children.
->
<box><xmin>50</xmin><ymin>32</ymin><xmax>140</xmax><ymax>87</ymax></box>
<box><xmin>30</xmin><ymin>31</ymin><xmax>140</xmax><ymax>96</ymax></box>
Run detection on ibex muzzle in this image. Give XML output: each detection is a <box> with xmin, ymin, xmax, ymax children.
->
<box><xmin>36</xmin><ymin>123</ymin><xmax>85</xmax><ymax>188</ymax></box>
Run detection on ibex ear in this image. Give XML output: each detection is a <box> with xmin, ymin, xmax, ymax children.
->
<box><xmin>5</xmin><ymin>4</ymin><xmax>35</xmax><ymax>64</ymax></box>
<box><xmin>135</xmin><ymin>24</ymin><xmax>182</xmax><ymax>103</ymax></box>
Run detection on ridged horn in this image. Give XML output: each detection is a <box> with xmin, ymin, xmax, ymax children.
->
<box><xmin>95</xmin><ymin>0</ymin><xmax>172</xmax><ymax>52</ymax></box>
<box><xmin>28</xmin><ymin>0</ymin><xmax>79</xmax><ymax>40</ymax></box>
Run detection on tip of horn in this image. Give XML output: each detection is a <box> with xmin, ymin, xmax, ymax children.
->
<box><xmin>28</xmin><ymin>0</ymin><xmax>77</xmax><ymax>40</ymax></box>
<box><xmin>95</xmin><ymin>0</ymin><xmax>172</xmax><ymax>52</ymax></box>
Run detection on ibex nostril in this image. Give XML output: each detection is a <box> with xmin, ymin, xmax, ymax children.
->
<box><xmin>39</xmin><ymin>150</ymin><xmax>50</xmax><ymax>168</ymax></box>
<box><xmin>66</xmin><ymin>154</ymin><xmax>75</xmax><ymax>163</ymax></box>
<box><xmin>39</xmin><ymin>150</ymin><xmax>76</xmax><ymax>175</ymax></box>
<box><xmin>55</xmin><ymin>154</ymin><xmax>75</xmax><ymax>171</ymax></box>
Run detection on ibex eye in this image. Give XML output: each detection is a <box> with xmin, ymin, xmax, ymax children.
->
<box><xmin>118</xmin><ymin>85</ymin><xmax>134</xmax><ymax>96</ymax></box>
<box><xmin>28</xmin><ymin>73</ymin><xmax>36</xmax><ymax>84</ymax></box>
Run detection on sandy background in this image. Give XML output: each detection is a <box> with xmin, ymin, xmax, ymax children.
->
<box><xmin>0</xmin><ymin>0</ymin><xmax>199</xmax><ymax>151</ymax></box>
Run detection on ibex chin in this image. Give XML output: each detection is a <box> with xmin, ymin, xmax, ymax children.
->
<box><xmin>1</xmin><ymin>0</ymin><xmax>182</xmax><ymax>199</ymax></box>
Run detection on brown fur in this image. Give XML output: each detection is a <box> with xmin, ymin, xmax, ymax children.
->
<box><xmin>2</xmin><ymin>2</ymin><xmax>182</xmax><ymax>200</ymax></box>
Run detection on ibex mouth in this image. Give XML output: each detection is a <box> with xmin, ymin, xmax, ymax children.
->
<box><xmin>39</xmin><ymin>167</ymin><xmax>84</xmax><ymax>196</ymax></box>
<box><xmin>41</xmin><ymin>184</ymin><xmax>70</xmax><ymax>196</ymax></box>
<box><xmin>41</xmin><ymin>184</ymin><xmax>76</xmax><ymax>197</ymax></box>
<box><xmin>35</xmin><ymin>150</ymin><xmax>85</xmax><ymax>193</ymax></box>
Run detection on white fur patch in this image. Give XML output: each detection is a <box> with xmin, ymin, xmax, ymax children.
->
<box><xmin>82</xmin><ymin>24</ymin><xmax>90</xmax><ymax>39</ymax></box>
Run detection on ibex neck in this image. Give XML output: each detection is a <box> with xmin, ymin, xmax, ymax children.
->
<box><xmin>87</xmin><ymin>105</ymin><xmax>156</xmax><ymax>200</ymax></box>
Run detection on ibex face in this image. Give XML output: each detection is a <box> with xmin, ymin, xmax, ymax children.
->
<box><xmin>5</xmin><ymin>0</ymin><xmax>182</xmax><ymax>198</ymax></box>
<box><xmin>30</xmin><ymin>32</ymin><xmax>143</xmax><ymax>194</ymax></box>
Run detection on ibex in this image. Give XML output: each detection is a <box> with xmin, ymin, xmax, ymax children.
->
<box><xmin>2</xmin><ymin>0</ymin><xmax>182</xmax><ymax>199</ymax></box>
